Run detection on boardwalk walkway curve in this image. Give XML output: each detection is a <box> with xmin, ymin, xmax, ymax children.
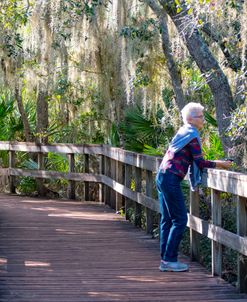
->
<box><xmin>0</xmin><ymin>194</ymin><xmax>247</xmax><ymax>302</ymax></box>
<box><xmin>0</xmin><ymin>141</ymin><xmax>247</xmax><ymax>300</ymax></box>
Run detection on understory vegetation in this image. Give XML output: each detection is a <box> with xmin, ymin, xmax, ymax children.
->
<box><xmin>0</xmin><ymin>0</ymin><xmax>246</xmax><ymax>287</ymax></box>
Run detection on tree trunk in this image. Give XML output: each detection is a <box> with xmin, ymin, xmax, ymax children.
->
<box><xmin>36</xmin><ymin>88</ymin><xmax>49</xmax><ymax>144</ymax></box>
<box><xmin>159</xmin><ymin>14</ymin><xmax>185</xmax><ymax>110</ymax></box>
<box><xmin>160</xmin><ymin>0</ymin><xmax>234</xmax><ymax>151</ymax></box>
<box><xmin>15</xmin><ymin>85</ymin><xmax>33</xmax><ymax>142</ymax></box>
<box><xmin>144</xmin><ymin>0</ymin><xmax>186</xmax><ymax>110</ymax></box>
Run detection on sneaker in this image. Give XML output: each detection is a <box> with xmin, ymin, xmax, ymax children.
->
<box><xmin>159</xmin><ymin>260</ymin><xmax>188</xmax><ymax>272</ymax></box>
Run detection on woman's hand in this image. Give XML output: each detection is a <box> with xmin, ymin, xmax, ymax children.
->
<box><xmin>214</xmin><ymin>160</ymin><xmax>233</xmax><ymax>169</ymax></box>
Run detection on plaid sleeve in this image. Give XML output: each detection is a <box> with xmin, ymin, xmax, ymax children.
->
<box><xmin>188</xmin><ymin>138</ymin><xmax>216</xmax><ymax>169</ymax></box>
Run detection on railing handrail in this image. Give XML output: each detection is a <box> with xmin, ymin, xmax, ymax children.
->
<box><xmin>0</xmin><ymin>141</ymin><xmax>246</xmax><ymax>292</ymax></box>
<box><xmin>0</xmin><ymin>141</ymin><xmax>246</xmax><ymax>194</ymax></box>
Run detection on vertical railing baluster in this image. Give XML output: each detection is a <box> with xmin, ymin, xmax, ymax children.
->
<box><xmin>145</xmin><ymin>170</ymin><xmax>154</xmax><ymax>234</ymax></box>
<box><xmin>110</xmin><ymin>158</ymin><xmax>116</xmax><ymax>209</ymax></box>
<box><xmin>190</xmin><ymin>189</ymin><xmax>200</xmax><ymax>261</ymax></box>
<box><xmin>9</xmin><ymin>150</ymin><xmax>16</xmax><ymax>194</ymax></box>
<box><xmin>84</xmin><ymin>154</ymin><xmax>89</xmax><ymax>201</ymax></box>
<box><xmin>124</xmin><ymin>164</ymin><xmax>132</xmax><ymax>221</ymax></box>
<box><xmin>237</xmin><ymin>196</ymin><xmax>247</xmax><ymax>293</ymax></box>
<box><xmin>67</xmin><ymin>153</ymin><xmax>75</xmax><ymax>199</ymax></box>
<box><xmin>99</xmin><ymin>154</ymin><xmax>105</xmax><ymax>204</ymax></box>
<box><xmin>116</xmin><ymin>161</ymin><xmax>124</xmax><ymax>212</ymax></box>
<box><xmin>37</xmin><ymin>152</ymin><xmax>45</xmax><ymax>196</ymax></box>
<box><xmin>104</xmin><ymin>156</ymin><xmax>111</xmax><ymax>206</ymax></box>
<box><xmin>211</xmin><ymin>189</ymin><xmax>222</xmax><ymax>276</ymax></box>
<box><xmin>134</xmin><ymin>167</ymin><xmax>142</xmax><ymax>227</ymax></box>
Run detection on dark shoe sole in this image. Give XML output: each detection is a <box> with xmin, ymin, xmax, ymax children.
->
<box><xmin>159</xmin><ymin>265</ymin><xmax>189</xmax><ymax>272</ymax></box>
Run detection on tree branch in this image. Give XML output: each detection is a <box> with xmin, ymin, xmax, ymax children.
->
<box><xmin>201</xmin><ymin>23</ymin><xmax>242</xmax><ymax>73</ymax></box>
<box><xmin>144</xmin><ymin>0</ymin><xmax>185</xmax><ymax>110</ymax></box>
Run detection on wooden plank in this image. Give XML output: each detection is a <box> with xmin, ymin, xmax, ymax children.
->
<box><xmin>37</xmin><ymin>152</ymin><xmax>46</xmax><ymax>196</ymax></box>
<box><xmin>0</xmin><ymin>142</ymin><xmax>104</xmax><ymax>155</ymax></box>
<box><xmin>1</xmin><ymin>141</ymin><xmax>247</xmax><ymax>198</ymax></box>
<box><xmin>0</xmin><ymin>194</ymin><xmax>246</xmax><ymax>302</ymax></box>
<box><xmin>0</xmin><ymin>168</ymin><xmax>9</xmax><ymax>175</ymax></box>
<box><xmin>102</xmin><ymin>175</ymin><xmax>160</xmax><ymax>213</ymax></box>
<box><xmin>104</xmin><ymin>157</ymin><xmax>111</xmax><ymax>207</ymax></box>
<box><xmin>9</xmin><ymin>150</ymin><xmax>16</xmax><ymax>193</ymax></box>
<box><xmin>41</xmin><ymin>144</ymin><xmax>84</xmax><ymax>154</ymax></box>
<box><xmin>83</xmin><ymin>144</ymin><xmax>104</xmax><ymax>155</ymax></box>
<box><xmin>84</xmin><ymin>154</ymin><xmax>90</xmax><ymax>201</ymax></box>
<box><xmin>99</xmin><ymin>155</ymin><xmax>105</xmax><ymax>204</ymax></box>
<box><xmin>110</xmin><ymin>159</ymin><xmax>116</xmax><ymax>210</ymax></box>
<box><xmin>190</xmin><ymin>190</ymin><xmax>200</xmax><ymax>261</ymax></box>
<box><xmin>211</xmin><ymin>189</ymin><xmax>222</xmax><ymax>277</ymax></box>
<box><xmin>0</xmin><ymin>141</ymin><xmax>10</xmax><ymax>150</ymax></box>
<box><xmin>237</xmin><ymin>196</ymin><xmax>247</xmax><ymax>293</ymax></box>
<box><xmin>9</xmin><ymin>168</ymin><xmax>102</xmax><ymax>183</ymax></box>
<box><xmin>202</xmin><ymin>169</ymin><xmax>247</xmax><ymax>198</ymax></box>
<box><xmin>43</xmin><ymin>143</ymin><xmax>102</xmax><ymax>155</ymax></box>
<box><xmin>103</xmin><ymin>145</ymin><xmax>162</xmax><ymax>172</ymax></box>
<box><xmin>145</xmin><ymin>170</ymin><xmax>154</xmax><ymax>234</ymax></box>
<box><xmin>6</xmin><ymin>165</ymin><xmax>247</xmax><ymax>258</ymax></box>
<box><xmin>116</xmin><ymin>161</ymin><xmax>124</xmax><ymax>212</ymax></box>
<box><xmin>124</xmin><ymin>164</ymin><xmax>132</xmax><ymax>221</ymax></box>
<box><xmin>10</xmin><ymin>142</ymin><xmax>41</xmax><ymax>152</ymax></box>
<box><xmin>134</xmin><ymin>167</ymin><xmax>142</xmax><ymax>227</ymax></box>
<box><xmin>67</xmin><ymin>154</ymin><xmax>75</xmax><ymax>200</ymax></box>
<box><xmin>187</xmin><ymin>214</ymin><xmax>247</xmax><ymax>256</ymax></box>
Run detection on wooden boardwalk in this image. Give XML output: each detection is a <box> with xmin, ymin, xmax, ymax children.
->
<box><xmin>0</xmin><ymin>194</ymin><xmax>246</xmax><ymax>302</ymax></box>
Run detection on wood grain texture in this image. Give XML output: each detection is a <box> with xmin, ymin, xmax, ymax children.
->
<box><xmin>0</xmin><ymin>194</ymin><xmax>246</xmax><ymax>302</ymax></box>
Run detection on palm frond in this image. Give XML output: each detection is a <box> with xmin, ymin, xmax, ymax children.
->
<box><xmin>204</xmin><ymin>111</ymin><xmax>217</xmax><ymax>127</ymax></box>
<box><xmin>143</xmin><ymin>144</ymin><xmax>163</xmax><ymax>156</ymax></box>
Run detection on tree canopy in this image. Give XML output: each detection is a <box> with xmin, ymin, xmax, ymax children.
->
<box><xmin>0</xmin><ymin>0</ymin><xmax>246</xmax><ymax>166</ymax></box>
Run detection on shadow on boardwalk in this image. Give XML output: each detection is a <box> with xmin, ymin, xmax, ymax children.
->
<box><xmin>0</xmin><ymin>194</ymin><xmax>246</xmax><ymax>302</ymax></box>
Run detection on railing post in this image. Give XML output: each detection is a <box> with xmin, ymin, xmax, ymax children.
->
<box><xmin>104</xmin><ymin>156</ymin><xmax>111</xmax><ymax>206</ymax></box>
<box><xmin>134</xmin><ymin>167</ymin><xmax>142</xmax><ymax>227</ymax></box>
<box><xmin>99</xmin><ymin>155</ymin><xmax>105</xmax><ymax>204</ymax></box>
<box><xmin>211</xmin><ymin>189</ymin><xmax>222</xmax><ymax>277</ymax></box>
<box><xmin>124</xmin><ymin>164</ymin><xmax>132</xmax><ymax>221</ymax></box>
<box><xmin>84</xmin><ymin>154</ymin><xmax>89</xmax><ymax>201</ymax></box>
<box><xmin>110</xmin><ymin>158</ymin><xmax>116</xmax><ymax>209</ymax></box>
<box><xmin>37</xmin><ymin>152</ymin><xmax>46</xmax><ymax>196</ymax></box>
<box><xmin>190</xmin><ymin>189</ymin><xmax>200</xmax><ymax>261</ymax></box>
<box><xmin>145</xmin><ymin>170</ymin><xmax>154</xmax><ymax>234</ymax></box>
<box><xmin>237</xmin><ymin>196</ymin><xmax>247</xmax><ymax>293</ymax></box>
<box><xmin>9</xmin><ymin>150</ymin><xmax>16</xmax><ymax>194</ymax></box>
<box><xmin>67</xmin><ymin>153</ymin><xmax>75</xmax><ymax>200</ymax></box>
<box><xmin>116</xmin><ymin>161</ymin><xmax>124</xmax><ymax>212</ymax></box>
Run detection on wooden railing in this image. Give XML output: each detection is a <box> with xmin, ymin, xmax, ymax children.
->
<box><xmin>0</xmin><ymin>141</ymin><xmax>246</xmax><ymax>292</ymax></box>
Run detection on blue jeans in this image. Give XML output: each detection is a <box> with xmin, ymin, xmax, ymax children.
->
<box><xmin>156</xmin><ymin>171</ymin><xmax>188</xmax><ymax>262</ymax></box>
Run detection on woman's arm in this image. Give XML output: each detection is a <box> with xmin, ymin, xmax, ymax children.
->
<box><xmin>189</xmin><ymin>138</ymin><xmax>232</xmax><ymax>170</ymax></box>
<box><xmin>213</xmin><ymin>160</ymin><xmax>232</xmax><ymax>169</ymax></box>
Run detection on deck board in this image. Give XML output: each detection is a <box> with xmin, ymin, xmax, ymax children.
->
<box><xmin>0</xmin><ymin>194</ymin><xmax>246</xmax><ymax>302</ymax></box>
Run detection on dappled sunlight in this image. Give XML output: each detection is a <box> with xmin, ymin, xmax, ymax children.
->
<box><xmin>0</xmin><ymin>257</ymin><xmax>7</xmax><ymax>265</ymax></box>
<box><xmin>25</xmin><ymin>260</ymin><xmax>51</xmax><ymax>267</ymax></box>
<box><xmin>87</xmin><ymin>291</ymin><xmax>122</xmax><ymax>299</ymax></box>
<box><xmin>31</xmin><ymin>206</ymin><xmax>60</xmax><ymax>212</ymax></box>
<box><xmin>1</xmin><ymin>193</ymin><xmax>247</xmax><ymax>300</ymax></box>
<box><xmin>55</xmin><ymin>228</ymin><xmax>97</xmax><ymax>235</ymax></box>
<box><xmin>19</xmin><ymin>199</ymin><xmax>54</xmax><ymax>204</ymax></box>
<box><xmin>118</xmin><ymin>275</ymin><xmax>160</xmax><ymax>282</ymax></box>
<box><xmin>49</xmin><ymin>211</ymin><xmax>119</xmax><ymax>221</ymax></box>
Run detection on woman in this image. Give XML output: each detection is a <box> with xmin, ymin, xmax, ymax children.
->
<box><xmin>156</xmin><ymin>102</ymin><xmax>232</xmax><ymax>272</ymax></box>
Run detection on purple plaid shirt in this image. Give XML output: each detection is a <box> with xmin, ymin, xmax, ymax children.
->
<box><xmin>161</xmin><ymin>138</ymin><xmax>216</xmax><ymax>179</ymax></box>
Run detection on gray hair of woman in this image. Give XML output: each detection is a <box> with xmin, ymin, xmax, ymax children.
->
<box><xmin>181</xmin><ymin>102</ymin><xmax>204</xmax><ymax>124</ymax></box>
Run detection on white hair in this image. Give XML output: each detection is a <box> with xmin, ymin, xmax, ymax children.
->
<box><xmin>181</xmin><ymin>102</ymin><xmax>204</xmax><ymax>124</ymax></box>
